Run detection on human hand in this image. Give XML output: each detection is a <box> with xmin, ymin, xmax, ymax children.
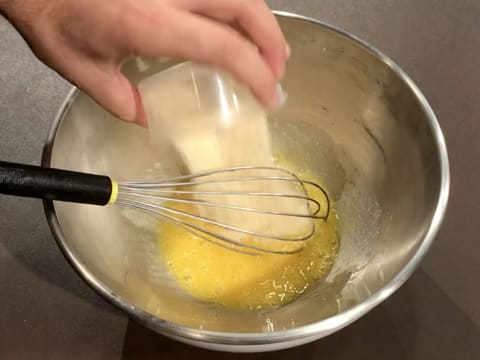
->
<box><xmin>1</xmin><ymin>0</ymin><xmax>289</xmax><ymax>126</ymax></box>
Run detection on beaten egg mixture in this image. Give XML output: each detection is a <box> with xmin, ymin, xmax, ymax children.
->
<box><xmin>157</xmin><ymin>176</ymin><xmax>339</xmax><ymax>310</ymax></box>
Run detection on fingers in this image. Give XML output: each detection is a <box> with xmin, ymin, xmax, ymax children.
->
<box><xmin>171</xmin><ymin>0</ymin><xmax>288</xmax><ymax>79</ymax></box>
<box><xmin>66</xmin><ymin>59</ymin><xmax>146</xmax><ymax>125</ymax></box>
<box><xmin>125</xmin><ymin>6</ymin><xmax>279</xmax><ymax>108</ymax></box>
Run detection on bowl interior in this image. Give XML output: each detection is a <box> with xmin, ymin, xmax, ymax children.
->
<box><xmin>46</xmin><ymin>16</ymin><xmax>446</xmax><ymax>336</ymax></box>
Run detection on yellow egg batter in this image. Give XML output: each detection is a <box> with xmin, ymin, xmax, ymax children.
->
<box><xmin>157</xmin><ymin>172</ymin><xmax>339</xmax><ymax>310</ymax></box>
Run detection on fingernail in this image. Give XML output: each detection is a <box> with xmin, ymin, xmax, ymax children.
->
<box><xmin>133</xmin><ymin>86</ymin><xmax>148</xmax><ymax>128</ymax></box>
<box><xmin>114</xmin><ymin>111</ymin><xmax>135</xmax><ymax>123</ymax></box>
<box><xmin>276</xmin><ymin>83</ymin><xmax>287</xmax><ymax>107</ymax></box>
<box><xmin>285</xmin><ymin>42</ymin><xmax>291</xmax><ymax>59</ymax></box>
<box><xmin>268</xmin><ymin>83</ymin><xmax>287</xmax><ymax>109</ymax></box>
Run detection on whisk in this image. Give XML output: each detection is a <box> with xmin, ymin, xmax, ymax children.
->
<box><xmin>0</xmin><ymin>161</ymin><xmax>330</xmax><ymax>255</ymax></box>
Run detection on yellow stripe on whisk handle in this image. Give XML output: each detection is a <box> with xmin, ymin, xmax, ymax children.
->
<box><xmin>108</xmin><ymin>180</ymin><xmax>119</xmax><ymax>205</ymax></box>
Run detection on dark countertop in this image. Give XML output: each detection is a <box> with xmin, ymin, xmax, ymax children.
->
<box><xmin>1</xmin><ymin>0</ymin><xmax>479</xmax><ymax>358</ymax></box>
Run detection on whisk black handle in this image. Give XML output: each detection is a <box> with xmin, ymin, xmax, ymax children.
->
<box><xmin>0</xmin><ymin>161</ymin><xmax>113</xmax><ymax>205</ymax></box>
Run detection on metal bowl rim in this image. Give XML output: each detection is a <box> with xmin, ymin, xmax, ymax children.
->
<box><xmin>41</xmin><ymin>10</ymin><xmax>450</xmax><ymax>346</ymax></box>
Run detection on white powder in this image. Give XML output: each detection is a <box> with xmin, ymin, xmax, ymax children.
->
<box><xmin>138</xmin><ymin>63</ymin><xmax>311</xmax><ymax>245</ymax></box>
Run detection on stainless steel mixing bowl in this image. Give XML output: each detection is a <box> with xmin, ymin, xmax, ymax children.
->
<box><xmin>42</xmin><ymin>12</ymin><xmax>449</xmax><ymax>352</ymax></box>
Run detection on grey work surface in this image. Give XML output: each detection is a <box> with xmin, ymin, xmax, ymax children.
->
<box><xmin>0</xmin><ymin>0</ymin><xmax>479</xmax><ymax>358</ymax></box>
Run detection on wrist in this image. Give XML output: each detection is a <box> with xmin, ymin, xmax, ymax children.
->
<box><xmin>0</xmin><ymin>0</ymin><xmax>50</xmax><ymax>34</ymax></box>
<box><xmin>0</xmin><ymin>0</ymin><xmax>18</xmax><ymax>20</ymax></box>
<box><xmin>1</xmin><ymin>0</ymin><xmax>47</xmax><ymax>21</ymax></box>
<box><xmin>0</xmin><ymin>0</ymin><xmax>18</xmax><ymax>16</ymax></box>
